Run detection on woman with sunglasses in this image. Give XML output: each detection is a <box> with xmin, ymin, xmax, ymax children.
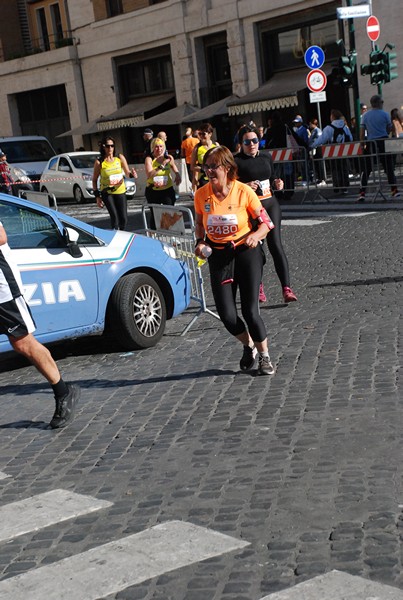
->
<box><xmin>92</xmin><ymin>136</ymin><xmax>137</xmax><ymax>230</ymax></box>
<box><xmin>194</xmin><ymin>145</ymin><xmax>275</xmax><ymax>376</ymax></box>
<box><xmin>190</xmin><ymin>122</ymin><xmax>218</xmax><ymax>191</ymax></box>
<box><xmin>234</xmin><ymin>125</ymin><xmax>297</xmax><ymax>304</ymax></box>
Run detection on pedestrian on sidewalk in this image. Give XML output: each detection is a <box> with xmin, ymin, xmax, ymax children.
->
<box><xmin>0</xmin><ymin>149</ymin><xmax>13</xmax><ymax>194</ymax></box>
<box><xmin>234</xmin><ymin>124</ymin><xmax>297</xmax><ymax>305</ymax></box>
<box><xmin>309</xmin><ymin>109</ymin><xmax>353</xmax><ymax>194</ymax></box>
<box><xmin>194</xmin><ymin>145</ymin><xmax>275</xmax><ymax>376</ymax></box>
<box><xmin>308</xmin><ymin>118</ymin><xmax>326</xmax><ymax>185</ymax></box>
<box><xmin>358</xmin><ymin>95</ymin><xmax>400</xmax><ymax>201</ymax></box>
<box><xmin>0</xmin><ymin>222</ymin><xmax>80</xmax><ymax>429</ymax></box>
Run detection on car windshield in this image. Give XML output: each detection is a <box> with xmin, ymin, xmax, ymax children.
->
<box><xmin>1</xmin><ymin>140</ymin><xmax>55</xmax><ymax>163</ymax></box>
<box><xmin>70</xmin><ymin>154</ymin><xmax>99</xmax><ymax>169</ymax></box>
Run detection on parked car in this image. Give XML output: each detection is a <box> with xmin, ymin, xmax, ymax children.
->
<box><xmin>0</xmin><ymin>193</ymin><xmax>190</xmax><ymax>353</ymax></box>
<box><xmin>40</xmin><ymin>151</ymin><xmax>136</xmax><ymax>203</ymax></box>
<box><xmin>0</xmin><ymin>136</ymin><xmax>56</xmax><ymax>190</ymax></box>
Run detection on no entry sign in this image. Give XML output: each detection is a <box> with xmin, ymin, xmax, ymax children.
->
<box><xmin>366</xmin><ymin>15</ymin><xmax>380</xmax><ymax>42</ymax></box>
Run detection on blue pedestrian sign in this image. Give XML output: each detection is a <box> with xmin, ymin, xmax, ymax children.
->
<box><xmin>304</xmin><ymin>46</ymin><xmax>325</xmax><ymax>70</ymax></box>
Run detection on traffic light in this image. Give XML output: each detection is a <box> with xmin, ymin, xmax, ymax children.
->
<box><xmin>384</xmin><ymin>51</ymin><xmax>398</xmax><ymax>83</ymax></box>
<box><xmin>369</xmin><ymin>50</ymin><xmax>386</xmax><ymax>85</ymax></box>
<box><xmin>338</xmin><ymin>53</ymin><xmax>356</xmax><ymax>86</ymax></box>
<box><xmin>361</xmin><ymin>46</ymin><xmax>398</xmax><ymax>85</ymax></box>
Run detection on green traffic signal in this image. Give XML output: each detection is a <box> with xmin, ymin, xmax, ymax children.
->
<box><xmin>385</xmin><ymin>51</ymin><xmax>398</xmax><ymax>82</ymax></box>
<box><xmin>338</xmin><ymin>53</ymin><xmax>356</xmax><ymax>86</ymax></box>
<box><xmin>369</xmin><ymin>50</ymin><xmax>386</xmax><ymax>85</ymax></box>
<box><xmin>361</xmin><ymin>47</ymin><xmax>398</xmax><ymax>85</ymax></box>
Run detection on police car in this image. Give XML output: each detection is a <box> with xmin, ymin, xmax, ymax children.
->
<box><xmin>0</xmin><ymin>193</ymin><xmax>190</xmax><ymax>353</ymax></box>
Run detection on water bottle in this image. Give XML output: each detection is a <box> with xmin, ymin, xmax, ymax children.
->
<box><xmin>196</xmin><ymin>244</ymin><xmax>212</xmax><ymax>267</ymax></box>
<box><xmin>201</xmin><ymin>245</ymin><xmax>212</xmax><ymax>258</ymax></box>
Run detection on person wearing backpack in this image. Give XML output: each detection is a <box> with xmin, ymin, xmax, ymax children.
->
<box><xmin>309</xmin><ymin>109</ymin><xmax>353</xmax><ymax>194</ymax></box>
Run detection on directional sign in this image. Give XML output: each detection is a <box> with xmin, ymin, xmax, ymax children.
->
<box><xmin>337</xmin><ymin>5</ymin><xmax>370</xmax><ymax>19</ymax></box>
<box><xmin>367</xmin><ymin>15</ymin><xmax>380</xmax><ymax>41</ymax></box>
<box><xmin>306</xmin><ymin>69</ymin><xmax>327</xmax><ymax>93</ymax></box>
<box><xmin>304</xmin><ymin>46</ymin><xmax>325</xmax><ymax>70</ymax></box>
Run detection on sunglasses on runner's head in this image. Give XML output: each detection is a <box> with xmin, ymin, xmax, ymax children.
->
<box><xmin>203</xmin><ymin>163</ymin><xmax>220</xmax><ymax>172</ymax></box>
<box><xmin>104</xmin><ymin>144</ymin><xmax>114</xmax><ymax>147</ymax></box>
<box><xmin>242</xmin><ymin>138</ymin><xmax>259</xmax><ymax>146</ymax></box>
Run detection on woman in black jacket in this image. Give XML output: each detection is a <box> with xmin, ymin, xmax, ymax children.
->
<box><xmin>234</xmin><ymin>124</ymin><xmax>297</xmax><ymax>304</ymax></box>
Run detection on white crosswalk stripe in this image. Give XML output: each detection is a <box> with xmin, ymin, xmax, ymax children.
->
<box><xmin>259</xmin><ymin>570</ymin><xmax>403</xmax><ymax>599</ymax></box>
<box><xmin>0</xmin><ymin>489</ymin><xmax>112</xmax><ymax>543</ymax></box>
<box><xmin>0</xmin><ymin>520</ymin><xmax>249</xmax><ymax>600</ymax></box>
<box><xmin>0</xmin><ymin>473</ymin><xmax>10</xmax><ymax>481</ymax></box>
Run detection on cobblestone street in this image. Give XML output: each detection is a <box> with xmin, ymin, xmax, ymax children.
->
<box><xmin>0</xmin><ymin>208</ymin><xmax>402</xmax><ymax>599</ymax></box>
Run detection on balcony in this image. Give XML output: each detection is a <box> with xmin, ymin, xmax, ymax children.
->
<box><xmin>0</xmin><ymin>31</ymin><xmax>74</xmax><ymax>62</ymax></box>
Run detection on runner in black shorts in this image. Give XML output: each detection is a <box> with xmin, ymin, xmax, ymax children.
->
<box><xmin>0</xmin><ymin>222</ymin><xmax>80</xmax><ymax>429</ymax></box>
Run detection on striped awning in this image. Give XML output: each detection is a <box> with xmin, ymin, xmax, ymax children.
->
<box><xmin>96</xmin><ymin>93</ymin><xmax>175</xmax><ymax>131</ymax></box>
<box><xmin>227</xmin><ymin>68</ymin><xmax>330</xmax><ymax>116</ymax></box>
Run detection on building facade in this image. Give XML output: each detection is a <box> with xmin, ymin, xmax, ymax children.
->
<box><xmin>0</xmin><ymin>0</ymin><xmax>401</xmax><ymax>160</ymax></box>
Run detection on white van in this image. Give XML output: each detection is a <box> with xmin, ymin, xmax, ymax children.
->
<box><xmin>0</xmin><ymin>136</ymin><xmax>56</xmax><ymax>189</ymax></box>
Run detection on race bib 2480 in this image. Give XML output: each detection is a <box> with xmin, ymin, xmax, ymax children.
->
<box><xmin>206</xmin><ymin>214</ymin><xmax>238</xmax><ymax>237</ymax></box>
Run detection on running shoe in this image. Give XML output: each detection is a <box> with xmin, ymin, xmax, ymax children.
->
<box><xmin>259</xmin><ymin>283</ymin><xmax>267</xmax><ymax>303</ymax></box>
<box><xmin>258</xmin><ymin>355</ymin><xmax>275</xmax><ymax>376</ymax></box>
<box><xmin>283</xmin><ymin>286</ymin><xmax>297</xmax><ymax>303</ymax></box>
<box><xmin>50</xmin><ymin>383</ymin><xmax>80</xmax><ymax>429</ymax></box>
<box><xmin>240</xmin><ymin>345</ymin><xmax>257</xmax><ymax>371</ymax></box>
<box><xmin>357</xmin><ymin>191</ymin><xmax>366</xmax><ymax>202</ymax></box>
<box><xmin>391</xmin><ymin>188</ymin><xmax>401</xmax><ymax>199</ymax></box>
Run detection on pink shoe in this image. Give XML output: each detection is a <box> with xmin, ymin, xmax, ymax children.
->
<box><xmin>259</xmin><ymin>283</ymin><xmax>267</xmax><ymax>303</ymax></box>
<box><xmin>283</xmin><ymin>286</ymin><xmax>297</xmax><ymax>303</ymax></box>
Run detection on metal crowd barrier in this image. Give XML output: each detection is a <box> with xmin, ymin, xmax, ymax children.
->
<box><xmin>18</xmin><ymin>189</ymin><xmax>58</xmax><ymax>210</ymax></box>
<box><xmin>141</xmin><ymin>203</ymin><xmax>220</xmax><ymax>335</ymax></box>
<box><xmin>262</xmin><ymin>147</ymin><xmax>310</xmax><ymax>202</ymax></box>
<box><xmin>262</xmin><ymin>138</ymin><xmax>402</xmax><ymax>203</ymax></box>
<box><xmin>310</xmin><ymin>141</ymin><xmax>363</xmax><ymax>202</ymax></box>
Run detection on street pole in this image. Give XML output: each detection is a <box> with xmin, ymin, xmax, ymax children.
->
<box><xmin>346</xmin><ymin>0</ymin><xmax>361</xmax><ymax>126</ymax></box>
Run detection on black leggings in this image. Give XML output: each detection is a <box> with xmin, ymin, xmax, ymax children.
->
<box><xmin>102</xmin><ymin>192</ymin><xmax>127</xmax><ymax>230</ymax></box>
<box><xmin>209</xmin><ymin>244</ymin><xmax>267</xmax><ymax>343</ymax></box>
<box><xmin>261</xmin><ymin>196</ymin><xmax>290</xmax><ymax>288</ymax></box>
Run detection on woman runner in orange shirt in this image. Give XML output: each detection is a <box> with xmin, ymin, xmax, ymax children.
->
<box><xmin>194</xmin><ymin>146</ymin><xmax>275</xmax><ymax>375</ymax></box>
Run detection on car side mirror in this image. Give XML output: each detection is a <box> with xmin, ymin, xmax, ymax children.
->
<box><xmin>59</xmin><ymin>165</ymin><xmax>72</xmax><ymax>172</ymax></box>
<box><xmin>63</xmin><ymin>226</ymin><xmax>83</xmax><ymax>258</ymax></box>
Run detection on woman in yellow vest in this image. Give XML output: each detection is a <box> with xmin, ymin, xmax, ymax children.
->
<box><xmin>92</xmin><ymin>136</ymin><xmax>137</xmax><ymax>230</ymax></box>
<box><xmin>190</xmin><ymin>122</ymin><xmax>218</xmax><ymax>190</ymax></box>
<box><xmin>144</xmin><ymin>137</ymin><xmax>181</xmax><ymax>206</ymax></box>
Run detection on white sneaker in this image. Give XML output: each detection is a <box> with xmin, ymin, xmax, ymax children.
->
<box><xmin>258</xmin><ymin>355</ymin><xmax>275</xmax><ymax>376</ymax></box>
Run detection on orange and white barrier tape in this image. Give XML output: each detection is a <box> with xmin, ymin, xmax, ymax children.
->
<box><xmin>269</xmin><ymin>148</ymin><xmax>294</xmax><ymax>162</ymax></box>
<box><xmin>321</xmin><ymin>142</ymin><xmax>363</xmax><ymax>159</ymax></box>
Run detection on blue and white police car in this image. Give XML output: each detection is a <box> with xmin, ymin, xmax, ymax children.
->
<box><xmin>0</xmin><ymin>193</ymin><xmax>191</xmax><ymax>353</ymax></box>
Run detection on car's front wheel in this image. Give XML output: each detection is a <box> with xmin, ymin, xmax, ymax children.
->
<box><xmin>73</xmin><ymin>185</ymin><xmax>85</xmax><ymax>204</ymax></box>
<box><xmin>106</xmin><ymin>273</ymin><xmax>167</xmax><ymax>349</ymax></box>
